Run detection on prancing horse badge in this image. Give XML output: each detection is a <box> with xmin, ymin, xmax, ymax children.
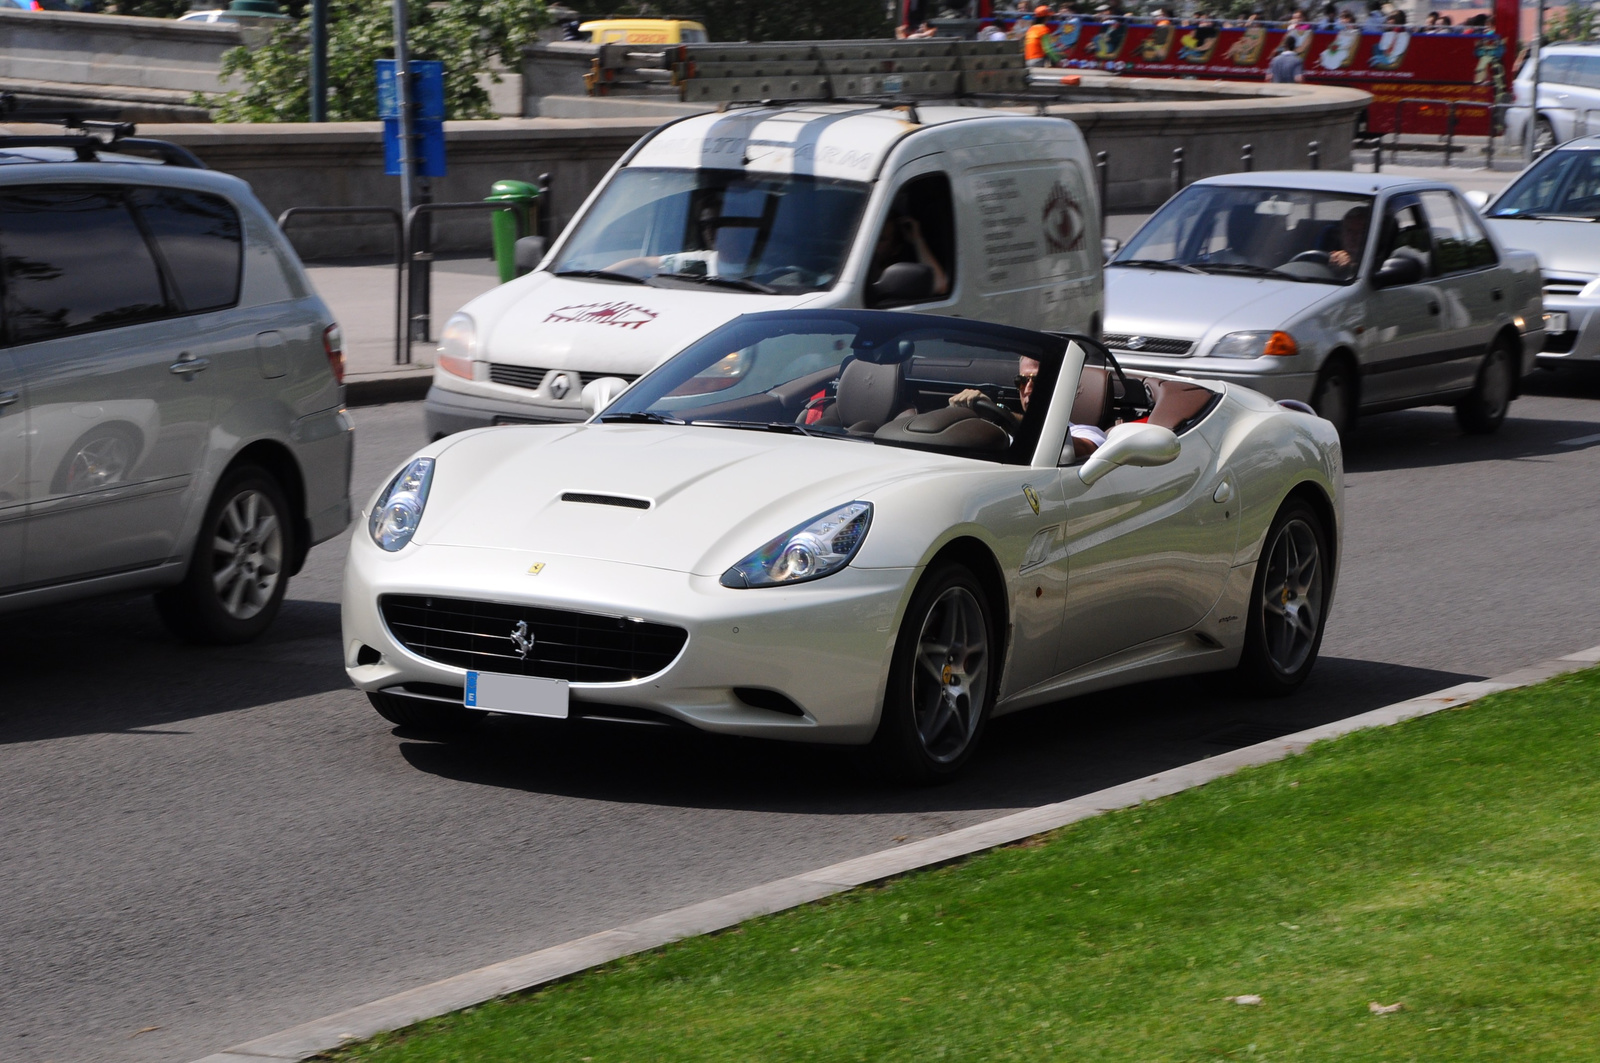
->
<box><xmin>1022</xmin><ymin>484</ymin><xmax>1041</xmax><ymax>516</ymax></box>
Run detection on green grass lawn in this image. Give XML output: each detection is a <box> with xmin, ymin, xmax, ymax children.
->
<box><xmin>327</xmin><ymin>669</ymin><xmax>1600</xmax><ymax>1062</ymax></box>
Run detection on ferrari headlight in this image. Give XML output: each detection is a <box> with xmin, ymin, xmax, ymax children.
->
<box><xmin>720</xmin><ymin>502</ymin><xmax>873</xmax><ymax>588</ymax></box>
<box><xmin>1209</xmin><ymin>330</ymin><xmax>1298</xmax><ymax>359</ymax></box>
<box><xmin>368</xmin><ymin>458</ymin><xmax>435</xmax><ymax>552</ymax></box>
<box><xmin>438</xmin><ymin>313</ymin><xmax>478</xmax><ymax>379</ymax></box>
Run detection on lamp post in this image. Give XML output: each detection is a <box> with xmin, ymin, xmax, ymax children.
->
<box><xmin>310</xmin><ymin>0</ymin><xmax>327</xmax><ymax>121</ymax></box>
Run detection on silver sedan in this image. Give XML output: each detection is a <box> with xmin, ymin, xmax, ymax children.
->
<box><xmin>1103</xmin><ymin>171</ymin><xmax>1545</xmax><ymax>438</ymax></box>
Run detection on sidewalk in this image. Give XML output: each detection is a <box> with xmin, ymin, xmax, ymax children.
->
<box><xmin>305</xmin><ymin>253</ymin><xmax>502</xmax><ymax>406</ymax></box>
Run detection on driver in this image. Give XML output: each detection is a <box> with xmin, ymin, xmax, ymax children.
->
<box><xmin>868</xmin><ymin>212</ymin><xmax>950</xmax><ymax>298</ymax></box>
<box><xmin>948</xmin><ymin>356</ymin><xmax>1107</xmax><ymax>456</ymax></box>
<box><xmin>1328</xmin><ymin>204</ymin><xmax>1371</xmax><ymax>278</ymax></box>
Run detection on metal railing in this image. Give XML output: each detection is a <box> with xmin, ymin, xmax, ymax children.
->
<box><xmin>277</xmin><ymin>206</ymin><xmax>405</xmax><ymax>364</ymax></box>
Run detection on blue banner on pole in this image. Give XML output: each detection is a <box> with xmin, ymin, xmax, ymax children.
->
<box><xmin>377</xmin><ymin>59</ymin><xmax>447</xmax><ymax>177</ymax></box>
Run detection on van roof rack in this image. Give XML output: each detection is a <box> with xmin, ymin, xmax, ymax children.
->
<box><xmin>0</xmin><ymin>98</ymin><xmax>207</xmax><ymax>169</ymax></box>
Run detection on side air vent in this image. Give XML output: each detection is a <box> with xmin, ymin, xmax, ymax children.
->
<box><xmin>561</xmin><ymin>492</ymin><xmax>651</xmax><ymax>510</ymax></box>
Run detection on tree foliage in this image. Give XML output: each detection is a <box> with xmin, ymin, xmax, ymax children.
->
<box><xmin>563</xmin><ymin>0</ymin><xmax>893</xmax><ymax>42</ymax></box>
<box><xmin>205</xmin><ymin>0</ymin><xmax>547</xmax><ymax>123</ymax></box>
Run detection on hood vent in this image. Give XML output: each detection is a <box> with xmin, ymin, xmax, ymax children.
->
<box><xmin>562</xmin><ymin>491</ymin><xmax>651</xmax><ymax>510</ymax></box>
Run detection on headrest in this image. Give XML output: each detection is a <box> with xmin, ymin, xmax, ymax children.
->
<box><xmin>835</xmin><ymin>357</ymin><xmax>904</xmax><ymax>429</ymax></box>
<box><xmin>1072</xmin><ymin>364</ymin><xmax>1113</xmax><ymax>429</ymax></box>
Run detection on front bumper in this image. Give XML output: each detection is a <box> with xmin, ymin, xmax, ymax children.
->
<box><xmin>424</xmin><ymin>377</ymin><xmax>587</xmax><ymax>438</ymax></box>
<box><xmin>1538</xmin><ymin>299</ymin><xmax>1600</xmax><ymax>365</ymax></box>
<box><xmin>341</xmin><ymin>537</ymin><xmax>913</xmax><ymax>744</ymax></box>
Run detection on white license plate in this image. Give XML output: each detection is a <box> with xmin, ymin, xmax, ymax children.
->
<box><xmin>465</xmin><ymin>671</ymin><xmax>569</xmax><ymax>719</ymax></box>
<box><xmin>1546</xmin><ymin>311</ymin><xmax>1569</xmax><ymax>333</ymax></box>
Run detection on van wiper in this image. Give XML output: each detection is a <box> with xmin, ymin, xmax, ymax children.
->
<box><xmin>554</xmin><ymin>269</ymin><xmax>647</xmax><ymax>284</ymax></box>
<box><xmin>1110</xmin><ymin>258</ymin><xmax>1207</xmax><ymax>275</ymax></box>
<box><xmin>596</xmin><ymin>411</ymin><xmax>685</xmax><ymax>425</ymax></box>
<box><xmin>649</xmin><ymin>272</ymin><xmax>778</xmax><ymax>294</ymax></box>
<box><xmin>695</xmin><ymin>419</ymin><xmax>818</xmax><ymax>437</ymax></box>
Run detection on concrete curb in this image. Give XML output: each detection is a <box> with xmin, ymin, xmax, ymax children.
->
<box><xmin>190</xmin><ymin>643</ymin><xmax>1600</xmax><ymax>1063</ymax></box>
<box><xmin>344</xmin><ymin>372</ymin><xmax>433</xmax><ymax>409</ymax></box>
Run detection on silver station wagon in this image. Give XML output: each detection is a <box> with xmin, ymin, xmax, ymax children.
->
<box><xmin>0</xmin><ymin>130</ymin><xmax>351</xmax><ymax>642</ymax></box>
<box><xmin>1103</xmin><ymin>172</ymin><xmax>1545</xmax><ymax>438</ymax></box>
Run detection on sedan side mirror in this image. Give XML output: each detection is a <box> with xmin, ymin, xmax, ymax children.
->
<box><xmin>870</xmin><ymin>262</ymin><xmax>935</xmax><ymax>306</ymax></box>
<box><xmin>582</xmin><ymin>375</ymin><xmax>631</xmax><ymax>417</ymax></box>
<box><xmin>1101</xmin><ymin>236</ymin><xmax>1122</xmax><ymax>262</ymax></box>
<box><xmin>1078</xmin><ymin>422</ymin><xmax>1181</xmax><ymax>486</ymax></box>
<box><xmin>1371</xmin><ymin>253</ymin><xmax>1424</xmax><ymax>289</ymax></box>
<box><xmin>1463</xmin><ymin>189</ymin><xmax>1491</xmax><ymax>212</ymax></box>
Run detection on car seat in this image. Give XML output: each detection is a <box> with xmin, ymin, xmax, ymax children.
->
<box><xmin>813</xmin><ymin>357</ymin><xmax>911</xmax><ymax>434</ymax></box>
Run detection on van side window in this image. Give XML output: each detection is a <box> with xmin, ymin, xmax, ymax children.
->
<box><xmin>129</xmin><ymin>187</ymin><xmax>243</xmax><ymax>314</ymax></box>
<box><xmin>867</xmin><ymin>173</ymin><xmax>955</xmax><ymax>308</ymax></box>
<box><xmin>0</xmin><ymin>187</ymin><xmax>170</xmax><ymax>346</ymax></box>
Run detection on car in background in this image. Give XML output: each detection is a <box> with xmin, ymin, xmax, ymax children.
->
<box><xmin>1504</xmin><ymin>43</ymin><xmax>1600</xmax><ymax>159</ymax></box>
<box><xmin>347</xmin><ymin>309</ymin><xmax>1342</xmax><ymax>781</ymax></box>
<box><xmin>1102</xmin><ymin>171</ymin><xmax>1544</xmax><ymax>438</ymax></box>
<box><xmin>0</xmin><ymin>129</ymin><xmax>351</xmax><ymax>643</ymax></box>
<box><xmin>576</xmin><ymin>18</ymin><xmax>709</xmax><ymax>44</ymax></box>
<box><xmin>1473</xmin><ymin>134</ymin><xmax>1600</xmax><ymax>371</ymax></box>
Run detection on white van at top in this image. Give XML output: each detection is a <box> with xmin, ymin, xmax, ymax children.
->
<box><xmin>425</xmin><ymin>102</ymin><xmax>1104</xmax><ymax>435</ymax></box>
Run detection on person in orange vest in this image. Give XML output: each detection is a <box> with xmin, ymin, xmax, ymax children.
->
<box><xmin>1024</xmin><ymin>5</ymin><xmax>1054</xmax><ymax>66</ymax></box>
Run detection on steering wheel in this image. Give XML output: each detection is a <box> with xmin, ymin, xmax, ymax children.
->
<box><xmin>968</xmin><ymin>394</ymin><xmax>1016</xmax><ymax>433</ymax></box>
<box><xmin>1290</xmin><ymin>250</ymin><xmax>1332</xmax><ymax>265</ymax></box>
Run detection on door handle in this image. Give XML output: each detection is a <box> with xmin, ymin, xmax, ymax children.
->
<box><xmin>0</xmin><ymin>390</ymin><xmax>17</xmax><ymax>409</ymax></box>
<box><xmin>1428</xmin><ymin>302</ymin><xmax>1440</xmax><ymax>315</ymax></box>
<box><xmin>169</xmin><ymin>354</ymin><xmax>211</xmax><ymax>377</ymax></box>
<box><xmin>1492</xmin><ymin>288</ymin><xmax>1504</xmax><ymax>301</ymax></box>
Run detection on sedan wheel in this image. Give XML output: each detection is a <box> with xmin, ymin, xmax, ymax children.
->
<box><xmin>1455</xmin><ymin>341</ymin><xmax>1515</xmax><ymax>435</ymax></box>
<box><xmin>1310</xmin><ymin>358</ymin><xmax>1357</xmax><ymax>440</ymax></box>
<box><xmin>871</xmin><ymin>563</ymin><xmax>996</xmax><ymax>782</ymax></box>
<box><xmin>1236</xmin><ymin>500</ymin><xmax>1330</xmax><ymax>695</ymax></box>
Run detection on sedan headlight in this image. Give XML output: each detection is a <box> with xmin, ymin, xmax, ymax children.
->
<box><xmin>1209</xmin><ymin>330</ymin><xmax>1298</xmax><ymax>359</ymax></box>
<box><xmin>438</xmin><ymin>313</ymin><xmax>478</xmax><ymax>379</ymax></box>
<box><xmin>1580</xmin><ymin>277</ymin><xmax>1600</xmax><ymax>300</ymax></box>
<box><xmin>720</xmin><ymin>502</ymin><xmax>873</xmax><ymax>588</ymax></box>
<box><xmin>369</xmin><ymin>458</ymin><xmax>435</xmax><ymax>552</ymax></box>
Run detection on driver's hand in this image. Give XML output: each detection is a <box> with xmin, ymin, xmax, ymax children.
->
<box><xmin>1329</xmin><ymin>249</ymin><xmax>1352</xmax><ymax>269</ymax></box>
<box><xmin>949</xmin><ymin>388</ymin><xmax>982</xmax><ymax>408</ymax></box>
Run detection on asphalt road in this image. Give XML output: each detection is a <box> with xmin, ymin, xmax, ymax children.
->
<box><xmin>5</xmin><ymin>372</ymin><xmax>1600</xmax><ymax>1063</ymax></box>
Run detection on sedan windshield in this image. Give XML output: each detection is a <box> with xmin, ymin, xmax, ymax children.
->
<box><xmin>1114</xmin><ymin>185</ymin><xmax>1377</xmax><ymax>284</ymax></box>
<box><xmin>597</xmin><ymin>311</ymin><xmax>1065</xmax><ymax>464</ymax></box>
<box><xmin>550</xmin><ymin>168</ymin><xmax>871</xmax><ymax>294</ymax></box>
<box><xmin>1488</xmin><ymin>148</ymin><xmax>1600</xmax><ymax>221</ymax></box>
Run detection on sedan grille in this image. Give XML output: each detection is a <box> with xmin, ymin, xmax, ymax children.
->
<box><xmin>489</xmin><ymin>364</ymin><xmax>640</xmax><ymax>391</ymax></box>
<box><xmin>380</xmin><ymin>594</ymin><xmax>687</xmax><ymax>684</ymax></box>
<box><xmin>1543</xmin><ymin>276</ymin><xmax>1591</xmax><ymax>299</ymax></box>
<box><xmin>1101</xmin><ymin>333</ymin><xmax>1195</xmax><ymax>356</ymax></box>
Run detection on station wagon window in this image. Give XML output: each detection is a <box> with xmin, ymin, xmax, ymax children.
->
<box><xmin>1489</xmin><ymin>147</ymin><xmax>1600</xmax><ymax>222</ymax></box>
<box><xmin>0</xmin><ymin>187</ymin><xmax>169</xmax><ymax>345</ymax></box>
<box><xmin>1420</xmin><ymin>190</ymin><xmax>1495</xmax><ymax>273</ymax></box>
<box><xmin>129</xmin><ymin>187</ymin><xmax>243</xmax><ymax>314</ymax></box>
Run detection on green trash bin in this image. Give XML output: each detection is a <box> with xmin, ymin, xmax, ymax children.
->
<box><xmin>485</xmin><ymin>179</ymin><xmax>541</xmax><ymax>284</ymax></box>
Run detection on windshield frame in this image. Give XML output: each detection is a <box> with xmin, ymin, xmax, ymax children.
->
<box><xmin>547</xmin><ymin>166</ymin><xmax>873</xmax><ymax>296</ymax></box>
<box><xmin>1113</xmin><ymin>183</ymin><xmax>1378</xmax><ymax>286</ymax></box>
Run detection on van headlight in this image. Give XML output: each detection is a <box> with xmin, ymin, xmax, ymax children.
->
<box><xmin>369</xmin><ymin>458</ymin><xmax>435</xmax><ymax>551</ymax></box>
<box><xmin>438</xmin><ymin>314</ymin><xmax>478</xmax><ymax>379</ymax></box>
<box><xmin>720</xmin><ymin>502</ymin><xmax>873</xmax><ymax>588</ymax></box>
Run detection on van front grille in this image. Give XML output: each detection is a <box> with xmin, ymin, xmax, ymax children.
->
<box><xmin>489</xmin><ymin>364</ymin><xmax>641</xmax><ymax>392</ymax></box>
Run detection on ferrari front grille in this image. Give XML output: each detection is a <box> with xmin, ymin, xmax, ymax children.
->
<box><xmin>489</xmin><ymin>364</ymin><xmax>640</xmax><ymax>391</ymax></box>
<box><xmin>1101</xmin><ymin>333</ymin><xmax>1195</xmax><ymax>356</ymax></box>
<box><xmin>380</xmin><ymin>595</ymin><xmax>687</xmax><ymax>684</ymax></box>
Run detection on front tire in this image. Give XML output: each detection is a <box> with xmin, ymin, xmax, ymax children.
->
<box><xmin>1455</xmin><ymin>338</ymin><xmax>1516</xmax><ymax>435</ymax></box>
<box><xmin>1236</xmin><ymin>500</ymin><xmax>1331</xmax><ymax>696</ymax></box>
<box><xmin>155</xmin><ymin>466</ymin><xmax>291</xmax><ymax>645</ymax></box>
<box><xmin>869</xmin><ymin>563</ymin><xmax>997</xmax><ymax>783</ymax></box>
<box><xmin>1310</xmin><ymin>357</ymin><xmax>1357</xmax><ymax>441</ymax></box>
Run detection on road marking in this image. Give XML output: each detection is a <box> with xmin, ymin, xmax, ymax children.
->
<box><xmin>187</xmin><ymin>641</ymin><xmax>1600</xmax><ymax>1063</ymax></box>
<box><xmin>1559</xmin><ymin>433</ymin><xmax>1600</xmax><ymax>446</ymax></box>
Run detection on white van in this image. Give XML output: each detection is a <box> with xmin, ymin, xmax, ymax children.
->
<box><xmin>425</xmin><ymin>102</ymin><xmax>1104</xmax><ymax>435</ymax></box>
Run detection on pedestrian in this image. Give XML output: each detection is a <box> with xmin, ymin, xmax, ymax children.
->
<box><xmin>1267</xmin><ymin>36</ymin><xmax>1304</xmax><ymax>81</ymax></box>
<box><xmin>1024</xmin><ymin>5</ymin><xmax>1054</xmax><ymax>67</ymax></box>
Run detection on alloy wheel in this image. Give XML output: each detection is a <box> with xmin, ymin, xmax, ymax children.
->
<box><xmin>911</xmin><ymin>585</ymin><xmax>990</xmax><ymax>764</ymax></box>
<box><xmin>1259</xmin><ymin>517</ymin><xmax>1325</xmax><ymax>675</ymax></box>
<box><xmin>211</xmin><ymin>488</ymin><xmax>284</xmax><ymax>620</ymax></box>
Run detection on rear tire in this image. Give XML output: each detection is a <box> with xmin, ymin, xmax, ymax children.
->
<box><xmin>1310</xmin><ymin>357</ymin><xmax>1358</xmax><ymax>441</ymax></box>
<box><xmin>367</xmin><ymin>690</ymin><xmax>479</xmax><ymax>737</ymax></box>
<box><xmin>1235</xmin><ymin>499</ymin><xmax>1331</xmax><ymax>696</ymax></box>
<box><xmin>1455</xmin><ymin>338</ymin><xmax>1516</xmax><ymax>435</ymax></box>
<box><xmin>155</xmin><ymin>466</ymin><xmax>291</xmax><ymax>645</ymax></box>
<box><xmin>868</xmin><ymin>563</ymin><xmax>997</xmax><ymax>783</ymax></box>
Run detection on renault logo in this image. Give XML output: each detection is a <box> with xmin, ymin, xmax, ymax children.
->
<box><xmin>509</xmin><ymin>620</ymin><xmax>535</xmax><ymax>659</ymax></box>
<box><xmin>548</xmin><ymin>372</ymin><xmax>572</xmax><ymax>400</ymax></box>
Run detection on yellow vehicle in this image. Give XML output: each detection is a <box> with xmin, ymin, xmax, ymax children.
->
<box><xmin>578</xmin><ymin>17</ymin><xmax>708</xmax><ymax>44</ymax></box>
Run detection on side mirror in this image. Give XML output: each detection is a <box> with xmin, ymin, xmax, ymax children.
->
<box><xmin>514</xmin><ymin>235</ymin><xmax>546</xmax><ymax>276</ymax></box>
<box><xmin>1101</xmin><ymin>236</ymin><xmax>1122</xmax><ymax>262</ymax></box>
<box><xmin>581</xmin><ymin>375</ymin><xmax>631</xmax><ymax>417</ymax></box>
<box><xmin>1371</xmin><ymin>253</ymin><xmax>1424</xmax><ymax>289</ymax></box>
<box><xmin>870</xmin><ymin>261</ymin><xmax>935</xmax><ymax>305</ymax></box>
<box><xmin>1463</xmin><ymin>189</ymin><xmax>1491</xmax><ymax>212</ymax></box>
<box><xmin>1078</xmin><ymin>422</ymin><xmax>1181</xmax><ymax>486</ymax></box>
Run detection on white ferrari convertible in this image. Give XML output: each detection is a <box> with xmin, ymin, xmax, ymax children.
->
<box><xmin>343</xmin><ymin>310</ymin><xmax>1343</xmax><ymax>780</ymax></box>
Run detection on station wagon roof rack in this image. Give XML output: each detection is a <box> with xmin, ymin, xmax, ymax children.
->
<box><xmin>0</xmin><ymin>97</ymin><xmax>207</xmax><ymax>169</ymax></box>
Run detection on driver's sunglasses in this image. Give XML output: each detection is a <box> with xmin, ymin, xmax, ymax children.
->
<box><xmin>1015</xmin><ymin>373</ymin><xmax>1037</xmax><ymax>391</ymax></box>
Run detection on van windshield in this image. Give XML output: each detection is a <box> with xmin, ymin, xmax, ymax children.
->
<box><xmin>550</xmin><ymin>168</ymin><xmax>871</xmax><ymax>295</ymax></box>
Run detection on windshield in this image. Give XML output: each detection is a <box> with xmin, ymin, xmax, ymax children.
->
<box><xmin>597</xmin><ymin>311</ymin><xmax>1065</xmax><ymax>464</ymax></box>
<box><xmin>550</xmin><ymin>168</ymin><xmax>871</xmax><ymax>294</ymax></box>
<box><xmin>1488</xmin><ymin>148</ymin><xmax>1600</xmax><ymax>221</ymax></box>
<box><xmin>1114</xmin><ymin>184</ymin><xmax>1377</xmax><ymax>284</ymax></box>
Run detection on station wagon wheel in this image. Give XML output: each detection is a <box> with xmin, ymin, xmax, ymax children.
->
<box><xmin>871</xmin><ymin>562</ymin><xmax>997</xmax><ymax>782</ymax></box>
<box><xmin>1455</xmin><ymin>338</ymin><xmax>1515</xmax><ymax>435</ymax></box>
<box><xmin>155</xmin><ymin>465</ymin><xmax>293</xmax><ymax>645</ymax></box>
<box><xmin>1236</xmin><ymin>499</ymin><xmax>1331</xmax><ymax>696</ymax></box>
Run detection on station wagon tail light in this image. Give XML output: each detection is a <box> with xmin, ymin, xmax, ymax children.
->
<box><xmin>1210</xmin><ymin>330</ymin><xmax>1298</xmax><ymax>359</ymax></box>
<box><xmin>323</xmin><ymin>323</ymin><xmax>345</xmax><ymax>384</ymax></box>
<box><xmin>438</xmin><ymin>313</ymin><xmax>478</xmax><ymax>379</ymax></box>
<box><xmin>720</xmin><ymin>502</ymin><xmax>873</xmax><ymax>588</ymax></box>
